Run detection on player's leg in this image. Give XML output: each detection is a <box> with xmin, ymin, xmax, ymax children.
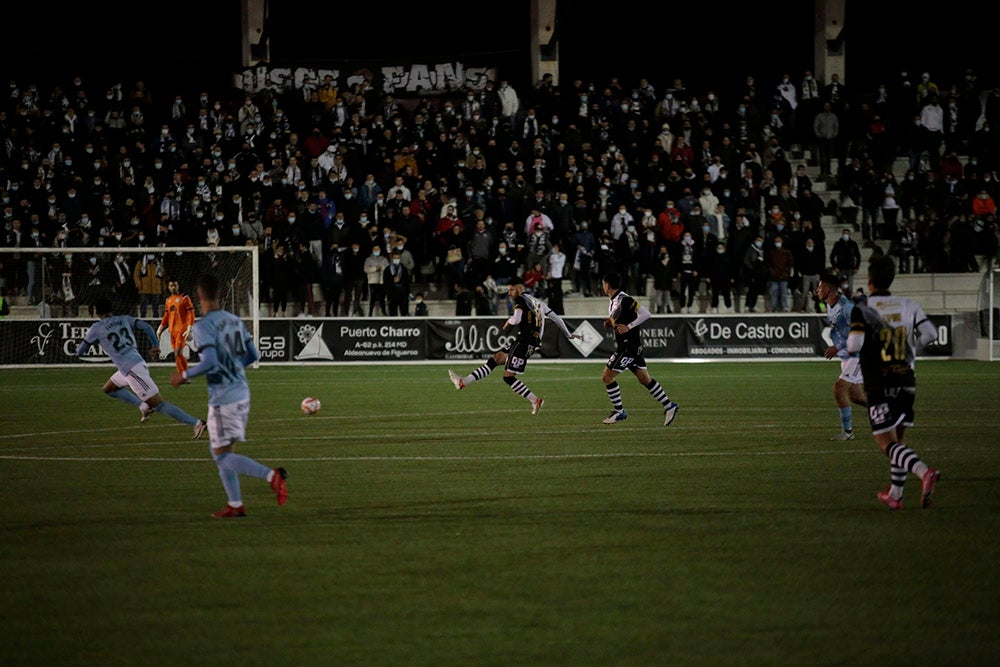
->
<box><xmin>848</xmin><ymin>383</ymin><xmax>868</xmax><ymax>407</ymax></box>
<box><xmin>173</xmin><ymin>345</ymin><xmax>187</xmax><ymax>373</ymax></box>
<box><xmin>103</xmin><ymin>373</ymin><xmax>143</xmax><ymax>408</ymax></box>
<box><xmin>209</xmin><ymin>401</ymin><xmax>287</xmax><ymax>517</ymax></box>
<box><xmin>502</xmin><ymin>344</ymin><xmax>542</xmax><ymax>413</ymax></box>
<box><xmin>832</xmin><ymin>359</ymin><xmax>865</xmax><ymax>439</ymax></box>
<box><xmin>127</xmin><ymin>364</ymin><xmax>205</xmax><ymax>435</ymax></box>
<box><xmin>143</xmin><ymin>392</ymin><xmax>206</xmax><ymax>437</ymax></box>
<box><xmin>832</xmin><ymin>378</ymin><xmax>855</xmax><ymax>440</ymax></box>
<box><xmin>872</xmin><ymin>389</ymin><xmax>938</xmax><ymax>509</ymax></box>
<box><xmin>171</xmin><ymin>333</ymin><xmax>188</xmax><ymax>374</ymax></box>
<box><xmin>891</xmin><ymin>394</ymin><xmax>939</xmax><ymax>508</ymax></box>
<box><xmin>211</xmin><ymin>442</ymin><xmax>246</xmax><ymax>517</ymax></box>
<box><xmin>634</xmin><ymin>364</ymin><xmax>679</xmax><ymax>426</ymax></box>
<box><xmin>602</xmin><ymin>359</ymin><xmax>628</xmax><ymax>423</ymax></box>
<box><xmin>450</xmin><ymin>350</ymin><xmax>506</xmax><ymax>389</ymax></box>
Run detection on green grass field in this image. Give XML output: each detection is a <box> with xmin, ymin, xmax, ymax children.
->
<box><xmin>1</xmin><ymin>360</ymin><xmax>998</xmax><ymax>666</ymax></box>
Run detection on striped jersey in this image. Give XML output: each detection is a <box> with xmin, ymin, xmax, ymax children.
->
<box><xmin>608</xmin><ymin>290</ymin><xmax>642</xmax><ymax>348</ymax></box>
<box><xmin>510</xmin><ymin>293</ymin><xmax>545</xmax><ymax>345</ymax></box>
<box><xmin>850</xmin><ymin>292</ymin><xmax>935</xmax><ymax>389</ymax></box>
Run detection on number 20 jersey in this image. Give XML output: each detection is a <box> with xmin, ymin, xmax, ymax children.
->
<box><xmin>850</xmin><ymin>294</ymin><xmax>930</xmax><ymax>390</ymax></box>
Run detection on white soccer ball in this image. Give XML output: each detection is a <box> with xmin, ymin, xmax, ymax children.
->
<box><xmin>300</xmin><ymin>397</ymin><xmax>321</xmax><ymax>414</ymax></box>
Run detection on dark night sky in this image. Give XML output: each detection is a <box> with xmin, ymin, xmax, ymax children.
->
<box><xmin>2</xmin><ymin>1</ymin><xmax>992</xmax><ymax>100</ymax></box>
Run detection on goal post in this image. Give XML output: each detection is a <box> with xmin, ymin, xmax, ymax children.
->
<box><xmin>0</xmin><ymin>245</ymin><xmax>259</xmax><ymax>367</ymax></box>
<box><xmin>977</xmin><ymin>264</ymin><xmax>1000</xmax><ymax>361</ymax></box>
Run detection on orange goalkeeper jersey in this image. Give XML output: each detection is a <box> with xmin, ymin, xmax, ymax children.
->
<box><xmin>161</xmin><ymin>294</ymin><xmax>195</xmax><ymax>334</ymax></box>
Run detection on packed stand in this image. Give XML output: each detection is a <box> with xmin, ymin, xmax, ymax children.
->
<box><xmin>1</xmin><ymin>67</ymin><xmax>998</xmax><ymax>318</ymax></box>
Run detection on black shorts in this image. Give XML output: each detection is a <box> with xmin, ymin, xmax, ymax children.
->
<box><xmin>866</xmin><ymin>385</ymin><xmax>916</xmax><ymax>435</ymax></box>
<box><xmin>606</xmin><ymin>348</ymin><xmax>647</xmax><ymax>374</ymax></box>
<box><xmin>504</xmin><ymin>340</ymin><xmax>536</xmax><ymax>375</ymax></box>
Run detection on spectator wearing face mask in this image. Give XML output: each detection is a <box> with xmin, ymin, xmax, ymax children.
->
<box><xmin>267</xmin><ymin>243</ymin><xmax>293</xmax><ymax>317</ymax></box>
<box><xmin>340</xmin><ymin>242</ymin><xmax>367</xmax><ymax>317</ymax></box>
<box><xmin>766</xmin><ymin>235</ymin><xmax>794</xmax><ymax>312</ymax></box>
<box><xmin>702</xmin><ymin>239</ymin><xmax>732</xmax><ymax>313</ymax></box>
<box><xmin>110</xmin><ymin>252</ymin><xmax>138</xmax><ymax>315</ymax></box>
<box><xmin>364</xmin><ymin>244</ymin><xmax>389</xmax><ymax>316</ymax></box>
<box><xmin>293</xmin><ymin>240</ymin><xmax>320</xmax><ymax>317</ymax></box>
<box><xmin>133</xmin><ymin>252</ymin><xmax>164</xmax><ymax>318</ymax></box>
<box><xmin>830</xmin><ymin>228</ymin><xmax>862</xmax><ymax>295</ymax></box>
<box><xmin>742</xmin><ymin>235</ymin><xmax>768</xmax><ymax>313</ymax></box>
<box><xmin>972</xmin><ymin>188</ymin><xmax>996</xmax><ymax>218</ymax></box>
<box><xmin>677</xmin><ymin>231</ymin><xmax>701</xmax><ymax>314</ymax></box>
<box><xmin>795</xmin><ymin>237</ymin><xmax>824</xmax><ymax>312</ymax></box>
<box><xmin>383</xmin><ymin>250</ymin><xmax>412</xmax><ymax>316</ymax></box>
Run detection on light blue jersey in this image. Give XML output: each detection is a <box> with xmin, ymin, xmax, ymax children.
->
<box><xmin>189</xmin><ymin>309</ymin><xmax>258</xmax><ymax>406</ymax></box>
<box><xmin>78</xmin><ymin>315</ymin><xmax>158</xmax><ymax>373</ymax></box>
<box><xmin>827</xmin><ymin>293</ymin><xmax>857</xmax><ymax>361</ymax></box>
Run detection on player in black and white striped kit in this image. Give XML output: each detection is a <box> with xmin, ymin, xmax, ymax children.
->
<box><xmin>847</xmin><ymin>256</ymin><xmax>941</xmax><ymax>509</ymax></box>
<box><xmin>448</xmin><ymin>275</ymin><xmax>581</xmax><ymax>413</ymax></box>
<box><xmin>601</xmin><ymin>271</ymin><xmax>680</xmax><ymax>425</ymax></box>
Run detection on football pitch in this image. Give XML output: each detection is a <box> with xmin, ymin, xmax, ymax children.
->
<box><xmin>1</xmin><ymin>360</ymin><xmax>998</xmax><ymax>666</ymax></box>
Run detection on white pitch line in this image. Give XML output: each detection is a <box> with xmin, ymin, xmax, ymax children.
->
<box><xmin>2</xmin><ymin>421</ymin><xmax>851</xmax><ymax>453</ymax></box>
<box><xmin>0</xmin><ymin>448</ymin><xmax>880</xmax><ymax>463</ymax></box>
<box><xmin>3</xmin><ymin>401</ymin><xmax>990</xmax><ymax>441</ymax></box>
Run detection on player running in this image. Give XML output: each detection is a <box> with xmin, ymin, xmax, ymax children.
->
<box><xmin>76</xmin><ymin>297</ymin><xmax>206</xmax><ymax>437</ymax></box>
<box><xmin>170</xmin><ymin>273</ymin><xmax>287</xmax><ymax>518</ymax></box>
<box><xmin>818</xmin><ymin>272</ymin><xmax>868</xmax><ymax>440</ymax></box>
<box><xmin>847</xmin><ymin>256</ymin><xmax>940</xmax><ymax>509</ymax></box>
<box><xmin>600</xmin><ymin>271</ymin><xmax>679</xmax><ymax>426</ymax></box>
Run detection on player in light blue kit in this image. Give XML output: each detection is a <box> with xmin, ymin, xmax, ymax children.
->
<box><xmin>76</xmin><ymin>297</ymin><xmax>206</xmax><ymax>438</ymax></box>
<box><xmin>818</xmin><ymin>273</ymin><xmax>867</xmax><ymax>440</ymax></box>
<box><xmin>170</xmin><ymin>273</ymin><xmax>287</xmax><ymax>518</ymax></box>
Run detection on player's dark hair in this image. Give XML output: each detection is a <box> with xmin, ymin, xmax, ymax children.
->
<box><xmin>603</xmin><ymin>271</ymin><xmax>622</xmax><ymax>290</ymax></box>
<box><xmin>95</xmin><ymin>297</ymin><xmax>113</xmax><ymax>315</ymax></box>
<box><xmin>197</xmin><ymin>273</ymin><xmax>220</xmax><ymax>300</ymax></box>
<box><xmin>868</xmin><ymin>255</ymin><xmax>896</xmax><ymax>290</ymax></box>
<box><xmin>819</xmin><ymin>272</ymin><xmax>841</xmax><ymax>287</ymax></box>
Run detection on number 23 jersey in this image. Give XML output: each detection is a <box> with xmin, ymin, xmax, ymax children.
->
<box><xmin>82</xmin><ymin>315</ymin><xmax>146</xmax><ymax>373</ymax></box>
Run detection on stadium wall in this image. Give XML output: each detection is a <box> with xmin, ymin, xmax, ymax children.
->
<box><xmin>0</xmin><ymin>314</ymin><xmax>957</xmax><ymax>367</ymax></box>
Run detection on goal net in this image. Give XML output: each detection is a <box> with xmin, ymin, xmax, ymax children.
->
<box><xmin>0</xmin><ymin>245</ymin><xmax>259</xmax><ymax>367</ymax></box>
<box><xmin>976</xmin><ymin>265</ymin><xmax>1000</xmax><ymax>360</ymax></box>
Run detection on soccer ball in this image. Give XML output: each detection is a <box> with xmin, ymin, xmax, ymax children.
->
<box><xmin>300</xmin><ymin>397</ymin><xmax>321</xmax><ymax>414</ymax></box>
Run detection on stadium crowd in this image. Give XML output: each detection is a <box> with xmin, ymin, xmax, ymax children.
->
<box><xmin>2</xmin><ymin>66</ymin><xmax>999</xmax><ymax>317</ymax></box>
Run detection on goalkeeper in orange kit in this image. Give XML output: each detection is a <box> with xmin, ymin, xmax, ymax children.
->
<box><xmin>157</xmin><ymin>278</ymin><xmax>196</xmax><ymax>374</ymax></box>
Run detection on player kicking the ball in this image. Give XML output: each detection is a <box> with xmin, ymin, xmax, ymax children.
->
<box><xmin>600</xmin><ymin>271</ymin><xmax>679</xmax><ymax>426</ymax></box>
<box><xmin>447</xmin><ymin>275</ymin><xmax>581</xmax><ymax>414</ymax></box>
<box><xmin>76</xmin><ymin>297</ymin><xmax>206</xmax><ymax>438</ymax></box>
